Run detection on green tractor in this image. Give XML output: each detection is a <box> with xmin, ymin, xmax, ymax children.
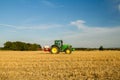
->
<box><xmin>50</xmin><ymin>40</ymin><xmax>74</xmax><ymax>54</ymax></box>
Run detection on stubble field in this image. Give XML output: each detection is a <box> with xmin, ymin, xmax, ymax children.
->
<box><xmin>0</xmin><ymin>51</ymin><xmax>120</xmax><ymax>80</ymax></box>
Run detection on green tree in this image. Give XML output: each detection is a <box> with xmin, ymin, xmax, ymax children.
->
<box><xmin>4</xmin><ymin>41</ymin><xmax>12</xmax><ymax>50</ymax></box>
<box><xmin>3</xmin><ymin>41</ymin><xmax>41</xmax><ymax>51</ymax></box>
<box><xmin>99</xmin><ymin>46</ymin><xmax>104</xmax><ymax>51</ymax></box>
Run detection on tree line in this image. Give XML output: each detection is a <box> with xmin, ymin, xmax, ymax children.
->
<box><xmin>0</xmin><ymin>41</ymin><xmax>120</xmax><ymax>51</ymax></box>
<box><xmin>1</xmin><ymin>41</ymin><xmax>41</xmax><ymax>51</ymax></box>
<box><xmin>74</xmin><ymin>46</ymin><xmax>120</xmax><ymax>51</ymax></box>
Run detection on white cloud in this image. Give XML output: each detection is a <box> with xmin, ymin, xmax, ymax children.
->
<box><xmin>0</xmin><ymin>24</ymin><xmax>17</xmax><ymax>29</ymax></box>
<box><xmin>118</xmin><ymin>4</ymin><xmax>120</xmax><ymax>11</ymax></box>
<box><xmin>64</xmin><ymin>20</ymin><xmax>120</xmax><ymax>48</ymax></box>
<box><xmin>70</xmin><ymin>20</ymin><xmax>109</xmax><ymax>33</ymax></box>
<box><xmin>41</xmin><ymin>0</ymin><xmax>64</xmax><ymax>8</ymax></box>
<box><xmin>1</xmin><ymin>20</ymin><xmax>120</xmax><ymax>48</ymax></box>
<box><xmin>111</xmin><ymin>0</ymin><xmax>120</xmax><ymax>11</ymax></box>
<box><xmin>70</xmin><ymin>20</ymin><xmax>118</xmax><ymax>32</ymax></box>
<box><xmin>0</xmin><ymin>23</ymin><xmax>62</xmax><ymax>30</ymax></box>
<box><xmin>42</xmin><ymin>0</ymin><xmax>55</xmax><ymax>7</ymax></box>
<box><xmin>16</xmin><ymin>24</ymin><xmax>62</xmax><ymax>30</ymax></box>
<box><xmin>70</xmin><ymin>20</ymin><xmax>87</xmax><ymax>29</ymax></box>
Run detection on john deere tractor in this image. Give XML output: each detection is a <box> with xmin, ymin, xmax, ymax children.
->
<box><xmin>50</xmin><ymin>40</ymin><xmax>74</xmax><ymax>54</ymax></box>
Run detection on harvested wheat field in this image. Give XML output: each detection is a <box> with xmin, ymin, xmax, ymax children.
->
<box><xmin>0</xmin><ymin>51</ymin><xmax>120</xmax><ymax>80</ymax></box>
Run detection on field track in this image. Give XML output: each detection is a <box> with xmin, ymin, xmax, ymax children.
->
<box><xmin>0</xmin><ymin>51</ymin><xmax>120</xmax><ymax>80</ymax></box>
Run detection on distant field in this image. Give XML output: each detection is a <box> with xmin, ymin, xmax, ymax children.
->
<box><xmin>0</xmin><ymin>51</ymin><xmax>120</xmax><ymax>80</ymax></box>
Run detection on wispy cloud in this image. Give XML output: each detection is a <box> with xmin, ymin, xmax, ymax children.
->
<box><xmin>118</xmin><ymin>4</ymin><xmax>120</xmax><ymax>11</ymax></box>
<box><xmin>41</xmin><ymin>0</ymin><xmax>63</xmax><ymax>8</ymax></box>
<box><xmin>0</xmin><ymin>24</ymin><xmax>17</xmax><ymax>29</ymax></box>
<box><xmin>42</xmin><ymin>0</ymin><xmax>55</xmax><ymax>7</ymax></box>
<box><xmin>1</xmin><ymin>20</ymin><xmax>120</xmax><ymax>48</ymax></box>
<box><xmin>70</xmin><ymin>20</ymin><xmax>120</xmax><ymax>34</ymax></box>
<box><xmin>0</xmin><ymin>23</ymin><xmax>63</xmax><ymax>30</ymax></box>
<box><xmin>70</xmin><ymin>20</ymin><xmax>87</xmax><ymax>29</ymax></box>
<box><xmin>17</xmin><ymin>24</ymin><xmax>62</xmax><ymax>30</ymax></box>
<box><xmin>63</xmin><ymin>20</ymin><xmax>120</xmax><ymax>47</ymax></box>
<box><xmin>111</xmin><ymin>0</ymin><xmax>120</xmax><ymax>12</ymax></box>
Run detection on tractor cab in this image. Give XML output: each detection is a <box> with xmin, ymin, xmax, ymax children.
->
<box><xmin>54</xmin><ymin>40</ymin><xmax>63</xmax><ymax>48</ymax></box>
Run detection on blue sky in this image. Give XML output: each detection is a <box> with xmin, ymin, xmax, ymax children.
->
<box><xmin>0</xmin><ymin>0</ymin><xmax>120</xmax><ymax>48</ymax></box>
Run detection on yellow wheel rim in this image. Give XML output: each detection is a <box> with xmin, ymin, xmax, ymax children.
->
<box><xmin>51</xmin><ymin>47</ymin><xmax>58</xmax><ymax>54</ymax></box>
<box><xmin>66</xmin><ymin>49</ymin><xmax>70</xmax><ymax>54</ymax></box>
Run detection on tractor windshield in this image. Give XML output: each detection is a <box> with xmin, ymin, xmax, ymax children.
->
<box><xmin>54</xmin><ymin>40</ymin><xmax>63</xmax><ymax>48</ymax></box>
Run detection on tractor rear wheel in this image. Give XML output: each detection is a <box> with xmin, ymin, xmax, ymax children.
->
<box><xmin>65</xmin><ymin>48</ymin><xmax>71</xmax><ymax>54</ymax></box>
<box><xmin>50</xmin><ymin>46</ymin><xmax>59</xmax><ymax>54</ymax></box>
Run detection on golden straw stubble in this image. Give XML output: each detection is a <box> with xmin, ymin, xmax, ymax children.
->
<box><xmin>0</xmin><ymin>51</ymin><xmax>120</xmax><ymax>80</ymax></box>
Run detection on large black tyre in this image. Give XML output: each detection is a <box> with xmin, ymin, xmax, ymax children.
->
<box><xmin>65</xmin><ymin>48</ymin><xmax>71</xmax><ymax>54</ymax></box>
<box><xmin>50</xmin><ymin>46</ymin><xmax>60</xmax><ymax>54</ymax></box>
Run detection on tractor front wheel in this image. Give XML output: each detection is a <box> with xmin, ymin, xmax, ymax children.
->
<box><xmin>50</xmin><ymin>46</ymin><xmax>59</xmax><ymax>54</ymax></box>
<box><xmin>65</xmin><ymin>48</ymin><xmax>71</xmax><ymax>54</ymax></box>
